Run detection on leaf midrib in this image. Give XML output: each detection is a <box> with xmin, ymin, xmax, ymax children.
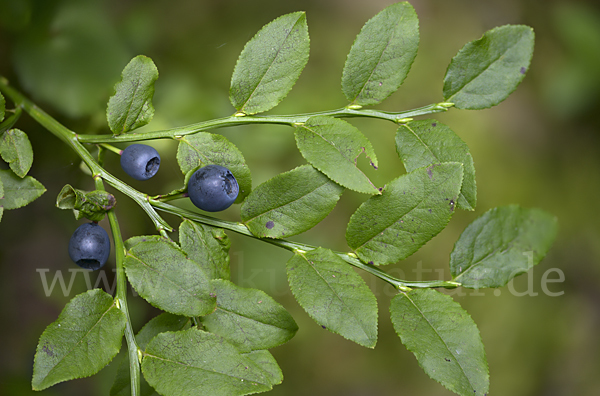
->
<box><xmin>241</xmin><ymin>14</ymin><xmax>303</xmax><ymax>112</ymax></box>
<box><xmin>352</xmin><ymin>164</ymin><xmax>460</xmax><ymax>249</ymax></box>
<box><xmin>144</xmin><ymin>351</ymin><xmax>270</xmax><ymax>385</ymax></box>
<box><xmin>242</xmin><ymin>177</ymin><xmax>332</xmax><ymax>223</ymax></box>
<box><xmin>405</xmin><ymin>293</ymin><xmax>477</xmax><ymax>392</ymax></box>
<box><xmin>39</xmin><ymin>299</ymin><xmax>118</xmax><ymax>385</ymax></box>
<box><xmin>299</xmin><ymin>253</ymin><xmax>373</xmax><ymax>343</ymax></box>
<box><xmin>123</xmin><ymin>80</ymin><xmax>143</xmax><ymax>132</ymax></box>
<box><xmin>127</xmin><ymin>252</ymin><xmax>209</xmax><ymax>306</ymax></box>
<box><xmin>454</xmin><ymin>217</ymin><xmax>527</xmax><ymax>281</ymax></box>
<box><xmin>402</xmin><ymin>124</ymin><xmax>470</xmax><ymax>205</ymax></box>
<box><xmin>446</xmin><ymin>31</ymin><xmax>529</xmax><ymax>101</ymax></box>
<box><xmin>300</xmin><ymin>124</ymin><xmax>375</xmax><ymax>192</ymax></box>
<box><xmin>351</xmin><ymin>12</ymin><xmax>406</xmax><ymax>103</ymax></box>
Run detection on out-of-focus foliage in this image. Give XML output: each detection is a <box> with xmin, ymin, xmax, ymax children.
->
<box><xmin>1</xmin><ymin>0</ymin><xmax>599</xmax><ymax>395</ymax></box>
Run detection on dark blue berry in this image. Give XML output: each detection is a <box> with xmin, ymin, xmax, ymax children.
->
<box><xmin>120</xmin><ymin>144</ymin><xmax>161</xmax><ymax>181</ymax></box>
<box><xmin>187</xmin><ymin>165</ymin><xmax>239</xmax><ymax>212</ymax></box>
<box><xmin>68</xmin><ymin>223</ymin><xmax>111</xmax><ymax>270</ymax></box>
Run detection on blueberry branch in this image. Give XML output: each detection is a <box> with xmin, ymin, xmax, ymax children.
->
<box><xmin>0</xmin><ymin>78</ymin><xmax>173</xmax><ymax>232</ymax></box>
<box><xmin>150</xmin><ymin>200</ymin><xmax>462</xmax><ymax>290</ymax></box>
<box><xmin>0</xmin><ymin>77</ymin><xmax>461</xmax><ymax>292</ymax></box>
<box><xmin>75</xmin><ymin>102</ymin><xmax>454</xmax><ymax>144</ymax></box>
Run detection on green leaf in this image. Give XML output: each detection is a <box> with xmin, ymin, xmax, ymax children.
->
<box><xmin>450</xmin><ymin>205</ymin><xmax>558</xmax><ymax>288</ymax></box>
<box><xmin>110</xmin><ymin>313</ymin><xmax>191</xmax><ymax>396</ymax></box>
<box><xmin>241</xmin><ymin>350</ymin><xmax>283</xmax><ymax>387</ymax></box>
<box><xmin>179</xmin><ymin>219</ymin><xmax>231</xmax><ymax>280</ymax></box>
<box><xmin>0</xmin><ymin>92</ymin><xmax>4</xmax><ymax>122</ymax></box>
<box><xmin>201</xmin><ymin>279</ymin><xmax>298</xmax><ymax>352</ymax></box>
<box><xmin>342</xmin><ymin>2</ymin><xmax>419</xmax><ymax>106</ymax></box>
<box><xmin>123</xmin><ymin>239</ymin><xmax>216</xmax><ymax>317</ymax></box>
<box><xmin>107</xmin><ymin>55</ymin><xmax>158</xmax><ymax>134</ymax></box>
<box><xmin>0</xmin><ymin>169</ymin><xmax>45</xmax><ymax>210</ymax></box>
<box><xmin>240</xmin><ymin>165</ymin><xmax>344</xmax><ymax>238</ymax></box>
<box><xmin>396</xmin><ymin>120</ymin><xmax>476</xmax><ymax>210</ymax></box>
<box><xmin>0</xmin><ymin>128</ymin><xmax>33</xmax><ymax>177</ymax></box>
<box><xmin>295</xmin><ymin>116</ymin><xmax>379</xmax><ymax>194</ymax></box>
<box><xmin>230</xmin><ymin>12</ymin><xmax>310</xmax><ymax>115</ymax></box>
<box><xmin>176</xmin><ymin>133</ymin><xmax>252</xmax><ymax>203</ymax></box>
<box><xmin>56</xmin><ymin>185</ymin><xmax>116</xmax><ymax>222</ymax></box>
<box><xmin>32</xmin><ymin>289</ymin><xmax>126</xmax><ymax>390</ymax></box>
<box><xmin>286</xmin><ymin>248</ymin><xmax>378</xmax><ymax>348</ymax></box>
<box><xmin>346</xmin><ymin>163</ymin><xmax>463</xmax><ymax>265</ymax></box>
<box><xmin>390</xmin><ymin>289</ymin><xmax>489</xmax><ymax>396</ymax></box>
<box><xmin>142</xmin><ymin>328</ymin><xmax>278</xmax><ymax>395</ymax></box>
<box><xmin>443</xmin><ymin>25</ymin><xmax>535</xmax><ymax>109</ymax></box>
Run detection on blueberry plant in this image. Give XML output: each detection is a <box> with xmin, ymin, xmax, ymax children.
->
<box><xmin>0</xmin><ymin>2</ymin><xmax>558</xmax><ymax>395</ymax></box>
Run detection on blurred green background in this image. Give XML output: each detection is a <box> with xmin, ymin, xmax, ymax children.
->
<box><xmin>1</xmin><ymin>0</ymin><xmax>599</xmax><ymax>395</ymax></box>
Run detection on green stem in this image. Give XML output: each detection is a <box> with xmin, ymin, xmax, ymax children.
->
<box><xmin>152</xmin><ymin>192</ymin><xmax>188</xmax><ymax>202</ymax></box>
<box><xmin>0</xmin><ymin>79</ymin><xmax>172</xmax><ymax>232</ymax></box>
<box><xmin>95</xmin><ymin>178</ymin><xmax>141</xmax><ymax>396</ymax></box>
<box><xmin>76</xmin><ymin>102</ymin><xmax>454</xmax><ymax>144</ymax></box>
<box><xmin>98</xmin><ymin>143</ymin><xmax>123</xmax><ymax>155</ymax></box>
<box><xmin>0</xmin><ymin>106</ymin><xmax>22</xmax><ymax>131</ymax></box>
<box><xmin>150</xmin><ymin>200</ymin><xmax>461</xmax><ymax>290</ymax></box>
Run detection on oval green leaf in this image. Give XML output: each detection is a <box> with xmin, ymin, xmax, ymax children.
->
<box><xmin>179</xmin><ymin>219</ymin><xmax>231</xmax><ymax>280</ymax></box>
<box><xmin>342</xmin><ymin>2</ymin><xmax>419</xmax><ymax>106</ymax></box>
<box><xmin>396</xmin><ymin>120</ymin><xmax>476</xmax><ymax>210</ymax></box>
<box><xmin>110</xmin><ymin>313</ymin><xmax>191</xmax><ymax>396</ymax></box>
<box><xmin>241</xmin><ymin>165</ymin><xmax>344</xmax><ymax>238</ymax></box>
<box><xmin>230</xmin><ymin>12</ymin><xmax>310</xmax><ymax>115</ymax></box>
<box><xmin>286</xmin><ymin>248</ymin><xmax>378</xmax><ymax>348</ymax></box>
<box><xmin>346</xmin><ymin>163</ymin><xmax>463</xmax><ymax>265</ymax></box>
<box><xmin>201</xmin><ymin>279</ymin><xmax>298</xmax><ymax>352</ymax></box>
<box><xmin>107</xmin><ymin>55</ymin><xmax>158</xmax><ymax>134</ymax></box>
<box><xmin>32</xmin><ymin>289</ymin><xmax>126</xmax><ymax>390</ymax></box>
<box><xmin>176</xmin><ymin>132</ymin><xmax>252</xmax><ymax>203</ymax></box>
<box><xmin>142</xmin><ymin>328</ymin><xmax>278</xmax><ymax>396</ymax></box>
<box><xmin>443</xmin><ymin>25</ymin><xmax>535</xmax><ymax>109</ymax></box>
<box><xmin>450</xmin><ymin>205</ymin><xmax>558</xmax><ymax>288</ymax></box>
<box><xmin>295</xmin><ymin>116</ymin><xmax>379</xmax><ymax>194</ymax></box>
<box><xmin>0</xmin><ymin>169</ymin><xmax>45</xmax><ymax>210</ymax></box>
<box><xmin>390</xmin><ymin>289</ymin><xmax>489</xmax><ymax>396</ymax></box>
<box><xmin>123</xmin><ymin>239</ymin><xmax>216</xmax><ymax>317</ymax></box>
<box><xmin>0</xmin><ymin>128</ymin><xmax>33</xmax><ymax>178</ymax></box>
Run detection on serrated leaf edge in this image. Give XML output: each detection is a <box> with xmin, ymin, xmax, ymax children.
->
<box><xmin>230</xmin><ymin>12</ymin><xmax>309</xmax><ymax>115</ymax></box>
<box><xmin>444</xmin><ymin>25</ymin><xmax>534</xmax><ymax>109</ymax></box>
<box><xmin>391</xmin><ymin>291</ymin><xmax>489</xmax><ymax>395</ymax></box>
<box><xmin>32</xmin><ymin>290</ymin><xmax>125</xmax><ymax>390</ymax></box>
<box><xmin>347</xmin><ymin>162</ymin><xmax>464</xmax><ymax>261</ymax></box>
<box><xmin>288</xmin><ymin>250</ymin><xmax>378</xmax><ymax>348</ymax></box>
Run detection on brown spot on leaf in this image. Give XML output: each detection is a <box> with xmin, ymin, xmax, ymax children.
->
<box><xmin>265</xmin><ymin>221</ymin><xmax>274</xmax><ymax>229</ymax></box>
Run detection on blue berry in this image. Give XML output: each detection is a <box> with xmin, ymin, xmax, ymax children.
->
<box><xmin>68</xmin><ymin>223</ymin><xmax>111</xmax><ymax>270</ymax></box>
<box><xmin>187</xmin><ymin>165</ymin><xmax>239</xmax><ymax>212</ymax></box>
<box><xmin>120</xmin><ymin>144</ymin><xmax>161</xmax><ymax>180</ymax></box>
